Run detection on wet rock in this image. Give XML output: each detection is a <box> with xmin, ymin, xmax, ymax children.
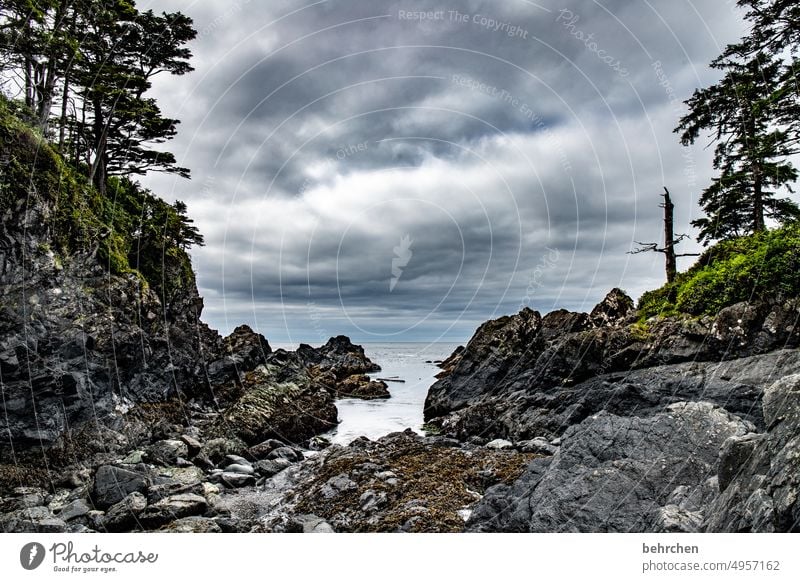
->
<box><xmin>221</xmin><ymin>473</ymin><xmax>255</xmax><ymax>488</ymax></box>
<box><xmin>254</xmin><ymin>458</ymin><xmax>293</xmax><ymax>478</ymax></box>
<box><xmin>335</xmin><ymin>374</ymin><xmax>390</xmax><ymax>400</ymax></box>
<box><xmin>248</xmin><ymin>439</ymin><xmax>286</xmax><ymax>460</ymax></box>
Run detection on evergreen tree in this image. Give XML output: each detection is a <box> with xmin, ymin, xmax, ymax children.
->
<box><xmin>676</xmin><ymin>51</ymin><xmax>800</xmax><ymax>244</ymax></box>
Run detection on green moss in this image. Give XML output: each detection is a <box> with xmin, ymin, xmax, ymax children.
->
<box><xmin>638</xmin><ymin>223</ymin><xmax>800</xmax><ymax>318</ymax></box>
<box><xmin>0</xmin><ymin>94</ymin><xmax>201</xmax><ymax>305</ymax></box>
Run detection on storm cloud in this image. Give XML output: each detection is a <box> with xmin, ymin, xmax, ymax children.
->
<box><xmin>138</xmin><ymin>0</ymin><xmax>749</xmax><ymax>343</ymax></box>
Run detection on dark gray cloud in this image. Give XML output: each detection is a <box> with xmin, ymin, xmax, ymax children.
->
<box><xmin>137</xmin><ymin>0</ymin><xmax>750</xmax><ymax>343</ymax></box>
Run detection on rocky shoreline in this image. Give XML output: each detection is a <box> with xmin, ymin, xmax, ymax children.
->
<box><xmin>2</xmin><ymin>111</ymin><xmax>799</xmax><ymax>532</ymax></box>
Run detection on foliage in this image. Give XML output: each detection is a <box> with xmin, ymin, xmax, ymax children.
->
<box><xmin>675</xmin><ymin>51</ymin><xmax>800</xmax><ymax>243</ymax></box>
<box><xmin>0</xmin><ymin>93</ymin><xmax>202</xmax><ymax>302</ymax></box>
<box><xmin>637</xmin><ymin>223</ymin><xmax>800</xmax><ymax>318</ymax></box>
<box><xmin>0</xmin><ymin>1</ymin><xmax>196</xmax><ymax>193</ymax></box>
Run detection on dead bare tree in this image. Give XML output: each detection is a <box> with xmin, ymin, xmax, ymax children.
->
<box><xmin>630</xmin><ymin>187</ymin><xmax>699</xmax><ymax>284</ymax></box>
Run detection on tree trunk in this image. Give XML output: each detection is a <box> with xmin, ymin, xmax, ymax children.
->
<box><xmin>663</xmin><ymin>187</ymin><xmax>677</xmax><ymax>284</ymax></box>
<box><xmin>89</xmin><ymin>98</ymin><xmax>108</xmax><ymax>196</ymax></box>
<box><xmin>753</xmin><ymin>162</ymin><xmax>765</xmax><ymax>232</ymax></box>
<box><xmin>58</xmin><ymin>73</ymin><xmax>70</xmax><ymax>150</ymax></box>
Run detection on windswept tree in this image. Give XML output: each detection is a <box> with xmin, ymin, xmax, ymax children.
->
<box><xmin>74</xmin><ymin>2</ymin><xmax>194</xmax><ymax>194</ymax></box>
<box><xmin>676</xmin><ymin>51</ymin><xmax>800</xmax><ymax>244</ymax></box>
<box><xmin>0</xmin><ymin>1</ymin><xmax>195</xmax><ymax>194</ymax></box>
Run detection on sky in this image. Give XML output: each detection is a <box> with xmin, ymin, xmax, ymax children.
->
<box><xmin>137</xmin><ymin>0</ymin><xmax>750</xmax><ymax>344</ymax></box>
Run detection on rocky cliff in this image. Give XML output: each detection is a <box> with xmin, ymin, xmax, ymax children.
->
<box><xmin>0</xmin><ymin>99</ymin><xmax>386</xmax><ymax>532</ymax></box>
<box><xmin>423</xmin><ymin>289</ymin><xmax>800</xmax><ymax>532</ymax></box>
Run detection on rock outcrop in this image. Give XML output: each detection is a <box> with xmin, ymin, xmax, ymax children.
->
<box><xmin>425</xmin><ymin>289</ymin><xmax>800</xmax><ymax>441</ymax></box>
<box><xmin>424</xmin><ymin>289</ymin><xmax>800</xmax><ymax>532</ymax></box>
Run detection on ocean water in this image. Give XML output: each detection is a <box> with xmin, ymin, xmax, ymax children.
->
<box><xmin>326</xmin><ymin>342</ymin><xmax>461</xmax><ymax>444</ymax></box>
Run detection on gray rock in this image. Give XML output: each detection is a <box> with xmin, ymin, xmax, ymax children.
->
<box><xmin>58</xmin><ymin>499</ymin><xmax>91</xmax><ymax>522</ymax></box>
<box><xmin>468</xmin><ymin>402</ymin><xmax>753</xmax><ymax>532</ymax></box>
<box><xmin>180</xmin><ymin>435</ymin><xmax>203</xmax><ymax>457</ymax></box>
<box><xmin>138</xmin><ymin>493</ymin><xmax>207</xmax><ymax>529</ymax></box>
<box><xmin>221</xmin><ymin>472</ymin><xmax>255</xmax><ymax>488</ymax></box>
<box><xmin>359</xmin><ymin>489</ymin><xmax>388</xmax><ymax>513</ymax></box>
<box><xmin>147</xmin><ymin>439</ymin><xmax>189</xmax><ymax>466</ymax></box>
<box><xmin>248</xmin><ymin>439</ymin><xmax>286</xmax><ymax>460</ymax></box>
<box><xmin>223</xmin><ymin>463</ymin><xmax>254</xmax><ymax>475</ymax></box>
<box><xmin>485</xmin><ymin>439</ymin><xmax>514</xmax><ymax>450</ymax></box>
<box><xmin>201</xmin><ymin>438</ymin><xmax>249</xmax><ymax>465</ymax></box>
<box><xmin>0</xmin><ymin>506</ymin><xmax>67</xmax><ymax>533</ymax></box>
<box><xmin>704</xmin><ymin>374</ymin><xmax>800</xmax><ymax>532</ymax></box>
<box><xmin>518</xmin><ymin>437</ymin><xmax>558</xmax><ymax>456</ymax></box>
<box><xmin>102</xmin><ymin>492</ymin><xmax>147</xmax><ymax>532</ymax></box>
<box><xmin>223</xmin><ymin>455</ymin><xmax>252</xmax><ymax>467</ymax></box>
<box><xmin>254</xmin><ymin>458</ymin><xmax>293</xmax><ymax>478</ymax></box>
<box><xmin>286</xmin><ymin>514</ymin><xmax>334</xmax><ymax>533</ymax></box>
<box><xmin>161</xmin><ymin>516</ymin><xmax>222</xmax><ymax>533</ymax></box>
<box><xmin>321</xmin><ymin>474</ymin><xmax>357</xmax><ymax>499</ymax></box>
<box><xmin>92</xmin><ymin>465</ymin><xmax>150</xmax><ymax>509</ymax></box>
<box><xmin>266</xmin><ymin>446</ymin><xmax>303</xmax><ymax>463</ymax></box>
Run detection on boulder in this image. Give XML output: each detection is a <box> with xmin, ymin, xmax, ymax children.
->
<box><xmin>101</xmin><ymin>492</ymin><xmax>148</xmax><ymax>532</ymax></box>
<box><xmin>138</xmin><ymin>493</ymin><xmax>207</xmax><ymax>529</ymax></box>
<box><xmin>335</xmin><ymin>374</ymin><xmax>390</xmax><ymax>400</ymax></box>
<box><xmin>92</xmin><ymin>465</ymin><xmax>150</xmax><ymax>510</ymax></box>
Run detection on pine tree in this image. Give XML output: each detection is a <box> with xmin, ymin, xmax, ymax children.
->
<box><xmin>676</xmin><ymin>51</ymin><xmax>800</xmax><ymax>244</ymax></box>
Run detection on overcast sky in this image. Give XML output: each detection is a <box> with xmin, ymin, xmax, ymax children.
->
<box><xmin>138</xmin><ymin>0</ymin><xmax>748</xmax><ymax>344</ymax></box>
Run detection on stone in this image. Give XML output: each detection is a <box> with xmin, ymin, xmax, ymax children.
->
<box><xmin>486</xmin><ymin>439</ymin><xmax>514</xmax><ymax>450</ymax></box>
<box><xmin>121</xmin><ymin>450</ymin><xmax>146</xmax><ymax>465</ymax></box>
<box><xmin>58</xmin><ymin>499</ymin><xmax>91</xmax><ymax>522</ymax></box>
<box><xmin>180</xmin><ymin>435</ymin><xmax>203</xmax><ymax>457</ymax></box>
<box><xmin>286</xmin><ymin>514</ymin><xmax>335</xmax><ymax>533</ymax></box>
<box><xmin>248</xmin><ymin>439</ymin><xmax>286</xmax><ymax>460</ymax></box>
<box><xmin>102</xmin><ymin>492</ymin><xmax>147</xmax><ymax>532</ymax></box>
<box><xmin>359</xmin><ymin>489</ymin><xmax>388</xmax><ymax>513</ymax></box>
<box><xmin>138</xmin><ymin>493</ymin><xmax>207</xmax><ymax>528</ymax></box>
<box><xmin>220</xmin><ymin>472</ymin><xmax>255</xmax><ymax>488</ymax></box>
<box><xmin>147</xmin><ymin>439</ymin><xmax>189</xmax><ymax>466</ymax></box>
<box><xmin>200</xmin><ymin>438</ymin><xmax>249</xmax><ymax>465</ymax></box>
<box><xmin>254</xmin><ymin>458</ymin><xmax>293</xmax><ymax>478</ymax></box>
<box><xmin>0</xmin><ymin>506</ymin><xmax>67</xmax><ymax>533</ymax></box>
<box><xmin>161</xmin><ymin>516</ymin><xmax>222</xmax><ymax>533</ymax></box>
<box><xmin>468</xmin><ymin>402</ymin><xmax>753</xmax><ymax>532</ymax></box>
<box><xmin>518</xmin><ymin>438</ymin><xmax>558</xmax><ymax>456</ymax></box>
<box><xmin>321</xmin><ymin>474</ymin><xmax>358</xmax><ymax>499</ymax></box>
<box><xmin>223</xmin><ymin>454</ymin><xmax>252</xmax><ymax>467</ymax></box>
<box><xmin>92</xmin><ymin>465</ymin><xmax>150</xmax><ymax>510</ymax></box>
<box><xmin>223</xmin><ymin>463</ymin><xmax>254</xmax><ymax>475</ymax></box>
<box><xmin>266</xmin><ymin>446</ymin><xmax>303</xmax><ymax>463</ymax></box>
<box><xmin>335</xmin><ymin>374</ymin><xmax>391</xmax><ymax>400</ymax></box>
